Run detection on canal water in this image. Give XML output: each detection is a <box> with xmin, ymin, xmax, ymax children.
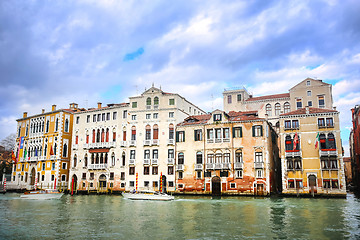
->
<box><xmin>1</xmin><ymin>193</ymin><xmax>360</xmax><ymax>239</ymax></box>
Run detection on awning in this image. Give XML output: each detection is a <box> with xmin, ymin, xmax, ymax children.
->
<box><xmin>89</xmin><ymin>148</ymin><xmax>110</xmax><ymax>153</ymax></box>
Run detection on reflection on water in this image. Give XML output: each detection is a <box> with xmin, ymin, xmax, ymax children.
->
<box><xmin>1</xmin><ymin>193</ymin><xmax>360</xmax><ymax>239</ymax></box>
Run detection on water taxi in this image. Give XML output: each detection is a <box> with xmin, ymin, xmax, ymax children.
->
<box><xmin>20</xmin><ymin>189</ymin><xmax>64</xmax><ymax>200</ymax></box>
<box><xmin>122</xmin><ymin>191</ymin><xmax>174</xmax><ymax>201</ymax></box>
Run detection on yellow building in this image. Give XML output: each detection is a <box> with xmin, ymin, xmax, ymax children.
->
<box><xmin>279</xmin><ymin>107</ymin><xmax>346</xmax><ymax>197</ymax></box>
<box><xmin>12</xmin><ymin>104</ymin><xmax>79</xmax><ymax>190</ymax></box>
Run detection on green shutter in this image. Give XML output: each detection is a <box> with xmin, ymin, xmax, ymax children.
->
<box><xmin>252</xmin><ymin>126</ymin><xmax>255</xmax><ymax>137</ymax></box>
<box><xmin>176</xmin><ymin>131</ymin><xmax>179</xmax><ymax>142</ymax></box>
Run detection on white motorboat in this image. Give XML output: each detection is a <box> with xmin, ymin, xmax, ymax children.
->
<box><xmin>20</xmin><ymin>189</ymin><xmax>64</xmax><ymax>200</ymax></box>
<box><xmin>122</xmin><ymin>191</ymin><xmax>174</xmax><ymax>201</ymax></box>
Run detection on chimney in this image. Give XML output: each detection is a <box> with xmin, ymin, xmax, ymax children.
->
<box><xmin>97</xmin><ymin>102</ymin><xmax>102</xmax><ymax>109</ymax></box>
<box><xmin>52</xmin><ymin>104</ymin><xmax>56</xmax><ymax>111</ymax></box>
<box><xmin>23</xmin><ymin>112</ymin><xmax>28</xmax><ymax>118</ymax></box>
<box><xmin>305</xmin><ymin>106</ymin><xmax>309</xmax><ymax>114</ymax></box>
<box><xmin>42</xmin><ymin>109</ymin><xmax>45</xmax><ymax>114</ymax></box>
<box><xmin>69</xmin><ymin>103</ymin><xmax>78</xmax><ymax>110</ymax></box>
<box><xmin>333</xmin><ymin>107</ymin><xmax>337</xmax><ymax>111</ymax></box>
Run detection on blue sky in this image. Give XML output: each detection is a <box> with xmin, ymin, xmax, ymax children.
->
<box><xmin>0</xmin><ymin>0</ymin><xmax>359</xmax><ymax>156</ymax></box>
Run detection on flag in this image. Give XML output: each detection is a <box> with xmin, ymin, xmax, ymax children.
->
<box><xmin>293</xmin><ymin>133</ymin><xmax>299</xmax><ymax>150</ymax></box>
<box><xmin>35</xmin><ymin>148</ymin><xmax>38</xmax><ymax>157</ymax></box>
<box><xmin>50</xmin><ymin>145</ymin><xmax>54</xmax><ymax>155</ymax></box>
<box><xmin>315</xmin><ymin>132</ymin><xmax>320</xmax><ymax>149</ymax></box>
<box><xmin>11</xmin><ymin>151</ymin><xmax>17</xmax><ymax>164</ymax></box>
<box><xmin>24</xmin><ymin>148</ymin><xmax>27</xmax><ymax>160</ymax></box>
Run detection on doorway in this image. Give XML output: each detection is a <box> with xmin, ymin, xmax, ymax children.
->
<box><xmin>308</xmin><ymin>175</ymin><xmax>317</xmax><ymax>193</ymax></box>
<box><xmin>99</xmin><ymin>174</ymin><xmax>107</xmax><ymax>190</ymax></box>
<box><xmin>71</xmin><ymin>174</ymin><xmax>78</xmax><ymax>191</ymax></box>
<box><xmin>30</xmin><ymin>168</ymin><xmax>36</xmax><ymax>185</ymax></box>
<box><xmin>256</xmin><ymin>184</ymin><xmax>264</xmax><ymax>195</ymax></box>
<box><xmin>211</xmin><ymin>176</ymin><xmax>221</xmax><ymax>196</ymax></box>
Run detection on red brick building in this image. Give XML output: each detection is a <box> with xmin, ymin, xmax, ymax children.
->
<box><xmin>351</xmin><ymin>105</ymin><xmax>360</xmax><ymax>191</ymax></box>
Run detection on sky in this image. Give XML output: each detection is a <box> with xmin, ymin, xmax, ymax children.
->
<box><xmin>0</xmin><ymin>0</ymin><xmax>359</xmax><ymax>156</ymax></box>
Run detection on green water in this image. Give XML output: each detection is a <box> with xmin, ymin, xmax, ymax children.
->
<box><xmin>1</xmin><ymin>193</ymin><xmax>360</xmax><ymax>239</ymax></box>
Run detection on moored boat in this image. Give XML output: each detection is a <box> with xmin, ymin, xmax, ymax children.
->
<box><xmin>122</xmin><ymin>191</ymin><xmax>174</xmax><ymax>201</ymax></box>
<box><xmin>20</xmin><ymin>189</ymin><xmax>64</xmax><ymax>200</ymax></box>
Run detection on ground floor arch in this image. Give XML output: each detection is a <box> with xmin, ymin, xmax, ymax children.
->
<box><xmin>211</xmin><ymin>176</ymin><xmax>221</xmax><ymax>196</ymax></box>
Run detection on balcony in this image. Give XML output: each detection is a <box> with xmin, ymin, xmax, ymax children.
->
<box><xmin>167</xmin><ymin>158</ymin><xmax>175</xmax><ymax>165</ymax></box>
<box><xmin>88</xmin><ymin>163</ymin><xmax>108</xmax><ymax>170</ymax></box>
<box><xmin>121</xmin><ymin>141</ymin><xmax>127</xmax><ymax>147</ymax></box>
<box><xmin>167</xmin><ymin>139</ymin><xmax>175</xmax><ymax>145</ymax></box>
<box><xmin>318</xmin><ymin>124</ymin><xmax>334</xmax><ymax>128</ymax></box>
<box><xmin>320</xmin><ymin>149</ymin><xmax>337</xmax><ymax>157</ymax></box>
<box><xmin>129</xmin><ymin>140</ymin><xmax>136</xmax><ymax>146</ymax></box>
<box><xmin>194</xmin><ymin>164</ymin><xmax>203</xmax><ymax>170</ymax></box>
<box><xmin>89</xmin><ymin>142</ymin><xmax>116</xmax><ymax>149</ymax></box>
<box><xmin>285</xmin><ymin>151</ymin><xmax>301</xmax><ymax>158</ymax></box>
<box><xmin>72</xmin><ymin>144</ymin><xmax>78</xmax><ymax>150</ymax></box>
<box><xmin>215</xmin><ymin>138</ymin><xmax>222</xmax><ymax>143</ymax></box>
<box><xmin>38</xmin><ymin>156</ymin><xmax>46</xmax><ymax>161</ymax></box>
<box><xmin>207</xmin><ymin>139</ymin><xmax>214</xmax><ymax>143</ymax></box>
<box><xmin>129</xmin><ymin>159</ymin><xmax>135</xmax><ymax>165</ymax></box>
<box><xmin>146</xmin><ymin>105</ymin><xmax>151</xmax><ymax>110</ymax></box>
<box><xmin>254</xmin><ymin>162</ymin><xmax>264</xmax><ymax>169</ymax></box>
<box><xmin>223</xmin><ymin>138</ymin><xmax>230</xmax><ymax>143</ymax></box>
<box><xmin>151</xmin><ymin>159</ymin><xmax>158</xmax><ymax>165</ymax></box>
<box><xmin>152</xmin><ymin>139</ymin><xmax>159</xmax><ymax>146</ymax></box>
<box><xmin>143</xmin><ymin>140</ymin><xmax>151</xmax><ymax>146</ymax></box>
<box><xmin>154</xmin><ymin>105</ymin><xmax>159</xmax><ymax>110</ymax></box>
<box><xmin>83</xmin><ymin>144</ymin><xmax>89</xmax><ymax>149</ymax></box>
<box><xmin>143</xmin><ymin>159</ymin><xmax>150</xmax><ymax>165</ymax></box>
<box><xmin>176</xmin><ymin>164</ymin><xmax>184</xmax><ymax>171</ymax></box>
<box><xmin>222</xmin><ymin>163</ymin><xmax>231</xmax><ymax>170</ymax></box>
<box><xmin>29</xmin><ymin>157</ymin><xmax>38</xmax><ymax>162</ymax></box>
<box><xmin>206</xmin><ymin>163</ymin><xmax>214</xmax><ymax>170</ymax></box>
<box><xmin>214</xmin><ymin>163</ymin><xmax>222</xmax><ymax>170</ymax></box>
<box><xmin>234</xmin><ymin>162</ymin><xmax>243</xmax><ymax>169</ymax></box>
<box><xmin>50</xmin><ymin>155</ymin><xmax>56</xmax><ymax>160</ymax></box>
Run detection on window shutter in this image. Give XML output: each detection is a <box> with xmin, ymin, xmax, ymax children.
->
<box><xmin>260</xmin><ymin>126</ymin><xmax>263</xmax><ymax>136</ymax></box>
<box><xmin>232</xmin><ymin>127</ymin><xmax>235</xmax><ymax>138</ymax></box>
<box><xmin>183</xmin><ymin>131</ymin><xmax>185</xmax><ymax>142</ymax></box>
<box><xmin>176</xmin><ymin>131</ymin><xmax>179</xmax><ymax>142</ymax></box>
<box><xmin>240</xmin><ymin>127</ymin><xmax>243</xmax><ymax>137</ymax></box>
<box><xmin>252</xmin><ymin>126</ymin><xmax>255</xmax><ymax>137</ymax></box>
<box><xmin>194</xmin><ymin>130</ymin><xmax>197</xmax><ymax>141</ymax></box>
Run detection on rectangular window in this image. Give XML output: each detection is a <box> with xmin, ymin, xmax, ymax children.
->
<box><xmin>296</xmin><ymin>99</ymin><xmax>302</xmax><ymax>109</ymax></box>
<box><xmin>213</xmin><ymin>114</ymin><xmax>222</xmax><ymax>121</ymax></box>
<box><xmin>146</xmin><ymin>114</ymin><xmax>151</xmax><ymax>119</ymax></box>
<box><xmin>41</xmin><ymin>175</ymin><xmax>45</xmax><ymax>181</ymax></box>
<box><xmin>236</xmin><ymin>170</ymin><xmax>243</xmax><ymax>178</ymax></box>
<box><xmin>144</xmin><ymin>166</ymin><xmax>150</xmax><ymax>175</ymax></box>
<box><xmin>194</xmin><ymin>129</ymin><xmax>202</xmax><ymax>141</ymax></box>
<box><xmin>326</xmin><ymin>118</ymin><xmax>334</xmax><ymax>127</ymax></box>
<box><xmin>51</xmin><ymin>175</ymin><xmax>55</xmax><ymax>181</ymax></box>
<box><xmin>42</xmin><ymin>163</ymin><xmax>45</xmax><ymax>170</ymax></box>
<box><xmin>227</xmin><ymin>95</ymin><xmax>232</xmax><ymax>104</ymax></box>
<box><xmin>153</xmin><ymin>113</ymin><xmax>158</xmax><ymax>119</ymax></box>
<box><xmin>130</xmin><ymin>181</ymin><xmax>134</xmax><ymax>187</ymax></box>
<box><xmin>168</xmin><ymin>181</ymin><xmax>174</xmax><ymax>187</ymax></box>
<box><xmin>306</xmin><ymin>80</ymin><xmax>311</xmax><ymax>86</ymax></box>
<box><xmin>87</xmin><ymin>115</ymin><xmax>90</xmax><ymax>123</ymax></box>
<box><xmin>207</xmin><ymin>129</ymin><xmax>214</xmax><ymax>140</ymax></box>
<box><xmin>131</xmin><ymin>115</ymin><xmax>136</xmax><ymax>120</ymax></box>
<box><xmin>106</xmin><ymin>112</ymin><xmax>110</xmax><ymax>121</ymax></box>
<box><xmin>123</xmin><ymin>110</ymin><xmax>127</xmax><ymax>119</ymax></box>
<box><xmin>90</xmin><ymin>172</ymin><xmax>94</xmax><ymax>180</ymax></box>
<box><xmin>169</xmin><ymin>112</ymin><xmax>174</xmax><ymax>118</ymax></box>
<box><xmin>252</xmin><ymin>125</ymin><xmax>263</xmax><ymax>137</ymax></box>
<box><xmin>52</xmin><ymin>162</ymin><xmax>55</xmax><ymax>170</ymax></box>
<box><xmin>318</xmin><ymin>96</ymin><xmax>325</xmax><ymax>108</ymax></box>
<box><xmin>76</xmin><ymin>116</ymin><xmax>80</xmax><ymax>124</ymax></box>
<box><xmin>130</xmin><ymin>150</ymin><xmax>135</xmax><ymax>159</ymax></box>
<box><xmin>307</xmin><ymin>90</ymin><xmax>311</xmax><ymax>96</ymax></box>
<box><xmin>153</xmin><ymin>181</ymin><xmax>158</xmax><ymax>188</ymax></box>
<box><xmin>132</xmin><ymin>102</ymin><xmax>137</xmax><ymax>108</ymax></box>
<box><xmin>113</xmin><ymin>112</ymin><xmax>117</xmax><ymax>120</ymax></box>
<box><xmin>97</xmin><ymin>114</ymin><xmax>101</xmax><ymax>121</ymax></box>
<box><xmin>233</xmin><ymin>127</ymin><xmax>242</xmax><ymax>138</ymax></box>
<box><xmin>196</xmin><ymin>171</ymin><xmax>202</xmax><ymax>179</ymax></box>
<box><xmin>204</xmin><ymin>171</ymin><xmax>211</xmax><ymax>177</ymax></box>
<box><xmin>129</xmin><ymin>167</ymin><xmax>135</xmax><ymax>175</ymax></box>
<box><xmin>152</xmin><ymin>166</ymin><xmax>158</xmax><ymax>175</ymax></box>
<box><xmin>285</xmin><ymin>120</ymin><xmax>291</xmax><ymax>129</ymax></box>
<box><xmin>292</xmin><ymin>120</ymin><xmax>299</xmax><ymax>129</ymax></box>
<box><xmin>168</xmin><ymin>149</ymin><xmax>174</xmax><ymax>159</ymax></box>
<box><xmin>169</xmin><ymin>99</ymin><xmax>175</xmax><ymax>105</ymax></box>
<box><xmin>256</xmin><ymin>170</ymin><xmax>263</xmax><ymax>178</ymax></box>
<box><xmin>110</xmin><ymin>172</ymin><xmax>114</xmax><ymax>180</ymax></box>
<box><xmin>93</xmin><ymin>114</ymin><xmax>96</xmax><ymax>122</ymax></box>
<box><xmin>168</xmin><ymin>166</ymin><xmax>174</xmax><ymax>175</ymax></box>
<box><xmin>318</xmin><ymin>118</ymin><xmax>325</xmax><ymax>127</ymax></box>
<box><xmin>178</xmin><ymin>171</ymin><xmax>183</xmax><ymax>179</ymax></box>
<box><xmin>237</xmin><ymin>94</ymin><xmax>242</xmax><ymax>102</ymax></box>
<box><xmin>121</xmin><ymin>172</ymin><xmax>125</xmax><ymax>180</ymax></box>
<box><xmin>62</xmin><ymin>162</ymin><xmax>67</xmax><ymax>169</ymax></box>
<box><xmin>102</xmin><ymin>113</ymin><xmax>105</xmax><ymax>121</ymax></box>
<box><xmin>255</xmin><ymin>152</ymin><xmax>263</xmax><ymax>162</ymax></box>
<box><xmin>220</xmin><ymin>171</ymin><xmax>228</xmax><ymax>177</ymax></box>
<box><xmin>176</xmin><ymin>131</ymin><xmax>185</xmax><ymax>142</ymax></box>
<box><xmin>288</xmin><ymin>179</ymin><xmax>295</xmax><ymax>188</ymax></box>
<box><xmin>308</xmin><ymin>101</ymin><xmax>312</xmax><ymax>107</ymax></box>
<box><xmin>230</xmin><ymin>183</ymin><xmax>236</xmax><ymax>189</ymax></box>
<box><xmin>223</xmin><ymin>128</ymin><xmax>230</xmax><ymax>139</ymax></box>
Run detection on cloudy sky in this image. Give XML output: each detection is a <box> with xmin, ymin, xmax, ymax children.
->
<box><xmin>1</xmin><ymin>0</ymin><xmax>359</xmax><ymax>155</ymax></box>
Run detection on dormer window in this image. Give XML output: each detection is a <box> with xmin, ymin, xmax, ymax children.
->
<box><xmin>214</xmin><ymin>114</ymin><xmax>222</xmax><ymax>121</ymax></box>
<box><xmin>306</xmin><ymin>80</ymin><xmax>311</xmax><ymax>86</ymax></box>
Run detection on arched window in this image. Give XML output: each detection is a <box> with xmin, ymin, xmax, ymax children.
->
<box><xmin>275</xmin><ymin>103</ymin><xmax>281</xmax><ymax>115</ymax></box>
<box><xmin>46</xmin><ymin>120</ymin><xmax>49</xmax><ymax>133</ymax></box>
<box><xmin>41</xmin><ymin>122</ymin><xmax>44</xmax><ymax>132</ymax></box>
<box><xmin>146</xmin><ymin>97</ymin><xmax>151</xmax><ymax>106</ymax></box>
<box><xmin>196</xmin><ymin>152</ymin><xmax>203</xmax><ymax>164</ymax></box>
<box><xmin>178</xmin><ymin>152</ymin><xmax>184</xmax><ymax>165</ymax></box>
<box><xmin>123</xmin><ymin>127</ymin><xmax>127</xmax><ymax>141</ymax></box>
<box><xmin>154</xmin><ymin>97</ymin><xmax>159</xmax><ymax>105</ymax></box>
<box><xmin>92</xmin><ymin>129</ymin><xmax>96</xmax><ymax>143</ymax></box>
<box><xmin>131</xmin><ymin>126</ymin><xmax>136</xmax><ymax>140</ymax></box>
<box><xmin>319</xmin><ymin>133</ymin><xmax>326</xmax><ymax>150</ymax></box>
<box><xmin>96</xmin><ymin>153</ymin><xmax>99</xmax><ymax>164</ymax></box>
<box><xmin>54</xmin><ymin>143</ymin><xmax>57</xmax><ymax>155</ymax></box>
<box><xmin>26</xmin><ymin>125</ymin><xmax>28</xmax><ymax>136</ymax></box>
<box><xmin>44</xmin><ymin>145</ymin><xmax>47</xmax><ymax>156</ymax></box>
<box><xmin>145</xmin><ymin>125</ymin><xmax>151</xmax><ymax>140</ymax></box>
<box><xmin>104</xmin><ymin>153</ymin><xmax>108</xmax><ymax>164</ymax></box>
<box><xmin>122</xmin><ymin>152</ymin><xmax>125</xmax><ymax>166</ymax></box>
<box><xmin>84</xmin><ymin>154</ymin><xmax>88</xmax><ymax>167</ymax></box>
<box><xmin>73</xmin><ymin>154</ymin><xmax>77</xmax><ymax>168</ymax></box>
<box><xmin>328</xmin><ymin>133</ymin><xmax>336</xmax><ymax>150</ymax></box>
<box><xmin>153</xmin><ymin>124</ymin><xmax>159</xmax><ymax>140</ymax></box>
<box><xmin>91</xmin><ymin>153</ymin><xmax>94</xmax><ymax>164</ymax></box>
<box><xmin>100</xmin><ymin>153</ymin><xmax>104</xmax><ymax>164</ymax></box>
<box><xmin>113</xmin><ymin>128</ymin><xmax>116</xmax><ymax>142</ymax></box>
<box><xmin>266</xmin><ymin>104</ymin><xmax>272</xmax><ymax>116</ymax></box>
<box><xmin>285</xmin><ymin>135</ymin><xmax>292</xmax><ymax>151</ymax></box>
<box><xmin>101</xmin><ymin>129</ymin><xmax>105</xmax><ymax>142</ymax></box>
<box><xmin>64</xmin><ymin>119</ymin><xmax>69</xmax><ymax>132</ymax></box>
<box><xmin>112</xmin><ymin>153</ymin><xmax>115</xmax><ymax>166</ymax></box>
<box><xmin>97</xmin><ymin>129</ymin><xmax>100</xmax><ymax>143</ymax></box>
<box><xmin>169</xmin><ymin>124</ymin><xmax>174</xmax><ymax>139</ymax></box>
<box><xmin>106</xmin><ymin>128</ymin><xmax>109</xmax><ymax>142</ymax></box>
<box><xmin>18</xmin><ymin>126</ymin><xmax>21</xmax><ymax>137</ymax></box>
<box><xmin>63</xmin><ymin>143</ymin><xmax>67</xmax><ymax>157</ymax></box>
<box><xmin>284</xmin><ymin>102</ymin><xmax>290</xmax><ymax>114</ymax></box>
<box><xmin>235</xmin><ymin>150</ymin><xmax>242</xmax><ymax>162</ymax></box>
<box><xmin>55</xmin><ymin>118</ymin><xmax>59</xmax><ymax>131</ymax></box>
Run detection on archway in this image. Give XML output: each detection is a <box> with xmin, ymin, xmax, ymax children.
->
<box><xmin>211</xmin><ymin>176</ymin><xmax>221</xmax><ymax>196</ymax></box>
<box><xmin>71</xmin><ymin>174</ymin><xmax>78</xmax><ymax>192</ymax></box>
<box><xmin>308</xmin><ymin>175</ymin><xmax>317</xmax><ymax>194</ymax></box>
<box><xmin>30</xmin><ymin>168</ymin><xmax>36</xmax><ymax>185</ymax></box>
<box><xmin>99</xmin><ymin>174</ymin><xmax>107</xmax><ymax>190</ymax></box>
<box><xmin>161</xmin><ymin>175</ymin><xmax>167</xmax><ymax>193</ymax></box>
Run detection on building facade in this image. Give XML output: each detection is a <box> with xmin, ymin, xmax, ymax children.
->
<box><xmin>350</xmin><ymin>105</ymin><xmax>360</xmax><ymax>191</ymax></box>
<box><xmin>68</xmin><ymin>86</ymin><xmax>206</xmax><ymax>193</ymax></box>
<box><xmin>279</xmin><ymin>107</ymin><xmax>346</xmax><ymax>196</ymax></box>
<box><xmin>12</xmin><ymin>104</ymin><xmax>77</xmax><ymax>190</ymax></box>
<box><xmin>175</xmin><ymin>110</ymin><xmax>280</xmax><ymax>195</ymax></box>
